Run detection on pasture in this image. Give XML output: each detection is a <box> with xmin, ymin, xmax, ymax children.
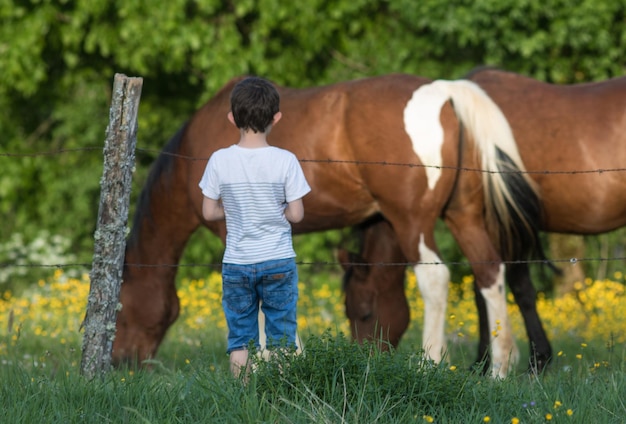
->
<box><xmin>1</xmin><ymin>268</ymin><xmax>624</xmax><ymax>423</ymax></box>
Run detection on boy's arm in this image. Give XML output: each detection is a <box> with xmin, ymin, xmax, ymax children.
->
<box><xmin>202</xmin><ymin>196</ymin><xmax>225</xmax><ymax>221</ymax></box>
<box><xmin>284</xmin><ymin>198</ymin><xmax>304</xmax><ymax>223</ymax></box>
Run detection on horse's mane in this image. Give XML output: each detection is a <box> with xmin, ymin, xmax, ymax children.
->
<box><xmin>127</xmin><ymin>123</ymin><xmax>188</xmax><ymax>248</ymax></box>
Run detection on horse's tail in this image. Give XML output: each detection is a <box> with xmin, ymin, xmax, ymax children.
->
<box><xmin>432</xmin><ymin>79</ymin><xmax>544</xmax><ymax>263</ymax></box>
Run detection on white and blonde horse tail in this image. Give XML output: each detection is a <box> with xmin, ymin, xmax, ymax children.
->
<box><xmin>431</xmin><ymin>79</ymin><xmax>542</xmax><ymax>262</ymax></box>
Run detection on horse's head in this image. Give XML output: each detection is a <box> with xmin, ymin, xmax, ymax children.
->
<box><xmin>111</xmin><ymin>259</ymin><xmax>180</xmax><ymax>367</ymax></box>
<box><xmin>339</xmin><ymin>249</ymin><xmax>377</xmax><ymax>326</ymax></box>
<box><xmin>338</xmin><ymin>248</ymin><xmax>409</xmax><ymax>350</ymax></box>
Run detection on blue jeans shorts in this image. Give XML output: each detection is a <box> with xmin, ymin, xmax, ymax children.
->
<box><xmin>222</xmin><ymin>258</ymin><xmax>298</xmax><ymax>354</ymax></box>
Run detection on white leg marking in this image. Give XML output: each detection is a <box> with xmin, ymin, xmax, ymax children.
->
<box><xmin>414</xmin><ymin>235</ymin><xmax>449</xmax><ymax>362</ymax></box>
<box><xmin>480</xmin><ymin>264</ymin><xmax>520</xmax><ymax>378</ymax></box>
<box><xmin>404</xmin><ymin>84</ymin><xmax>449</xmax><ymax>190</ymax></box>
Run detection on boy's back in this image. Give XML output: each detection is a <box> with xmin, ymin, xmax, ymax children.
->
<box><xmin>200</xmin><ymin>144</ymin><xmax>310</xmax><ymax>264</ymax></box>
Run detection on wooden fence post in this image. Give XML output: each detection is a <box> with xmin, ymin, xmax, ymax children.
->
<box><xmin>81</xmin><ymin>74</ymin><xmax>143</xmax><ymax>379</ymax></box>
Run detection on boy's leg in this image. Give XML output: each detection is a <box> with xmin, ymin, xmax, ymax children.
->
<box><xmin>230</xmin><ymin>349</ymin><xmax>249</xmax><ymax>378</ymax></box>
<box><xmin>258</xmin><ymin>258</ymin><xmax>299</xmax><ymax>350</ymax></box>
<box><xmin>222</xmin><ymin>263</ymin><xmax>259</xmax><ymax>378</ymax></box>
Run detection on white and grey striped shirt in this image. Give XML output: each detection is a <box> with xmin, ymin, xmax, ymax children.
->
<box><xmin>199</xmin><ymin>145</ymin><xmax>311</xmax><ymax>264</ymax></box>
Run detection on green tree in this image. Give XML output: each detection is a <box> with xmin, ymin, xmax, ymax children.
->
<box><xmin>1</xmin><ymin>0</ymin><xmax>624</xmax><ymax>287</ymax></box>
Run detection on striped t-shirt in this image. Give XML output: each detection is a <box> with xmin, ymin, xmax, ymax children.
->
<box><xmin>199</xmin><ymin>145</ymin><xmax>311</xmax><ymax>265</ymax></box>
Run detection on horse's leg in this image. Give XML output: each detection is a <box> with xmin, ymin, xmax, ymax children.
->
<box><xmin>446</xmin><ymin>217</ymin><xmax>520</xmax><ymax>378</ymax></box>
<box><xmin>473</xmin><ymin>281</ymin><xmax>492</xmax><ymax>373</ymax></box>
<box><xmin>377</xmin><ymin>211</ymin><xmax>450</xmax><ymax>362</ymax></box>
<box><xmin>413</xmin><ymin>234</ymin><xmax>450</xmax><ymax>362</ymax></box>
<box><xmin>506</xmin><ymin>262</ymin><xmax>552</xmax><ymax>373</ymax></box>
<box><xmin>385</xmin><ymin>214</ymin><xmax>450</xmax><ymax>362</ymax></box>
<box><xmin>471</xmin><ymin>257</ymin><xmax>519</xmax><ymax>378</ymax></box>
<box><xmin>474</xmin><ymin>262</ymin><xmax>553</xmax><ymax>374</ymax></box>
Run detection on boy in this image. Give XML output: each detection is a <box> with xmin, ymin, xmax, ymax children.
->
<box><xmin>199</xmin><ymin>76</ymin><xmax>311</xmax><ymax>378</ymax></box>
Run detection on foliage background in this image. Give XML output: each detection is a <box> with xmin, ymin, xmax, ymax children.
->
<box><xmin>1</xmin><ymin>0</ymin><xmax>625</xmax><ymax>289</ymax></box>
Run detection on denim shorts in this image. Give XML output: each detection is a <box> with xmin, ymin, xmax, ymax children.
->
<box><xmin>222</xmin><ymin>258</ymin><xmax>298</xmax><ymax>354</ymax></box>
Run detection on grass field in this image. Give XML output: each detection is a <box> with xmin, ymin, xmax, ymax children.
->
<box><xmin>0</xmin><ymin>269</ymin><xmax>625</xmax><ymax>423</ymax></box>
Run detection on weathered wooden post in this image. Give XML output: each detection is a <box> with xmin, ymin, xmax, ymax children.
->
<box><xmin>81</xmin><ymin>74</ymin><xmax>143</xmax><ymax>379</ymax></box>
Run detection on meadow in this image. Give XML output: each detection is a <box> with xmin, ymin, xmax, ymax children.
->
<box><xmin>1</xmin><ymin>269</ymin><xmax>625</xmax><ymax>423</ymax></box>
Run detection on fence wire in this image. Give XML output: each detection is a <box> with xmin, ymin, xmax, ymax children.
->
<box><xmin>3</xmin><ymin>146</ymin><xmax>626</xmax><ymax>176</ymax></box>
<box><xmin>1</xmin><ymin>256</ymin><xmax>626</xmax><ymax>273</ymax></box>
<box><xmin>1</xmin><ymin>145</ymin><xmax>625</xmax><ymax>273</ymax></box>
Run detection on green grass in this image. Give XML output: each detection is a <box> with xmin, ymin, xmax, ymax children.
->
<box><xmin>1</xmin><ymin>329</ymin><xmax>625</xmax><ymax>423</ymax></box>
<box><xmin>1</xmin><ymin>270</ymin><xmax>625</xmax><ymax>423</ymax></box>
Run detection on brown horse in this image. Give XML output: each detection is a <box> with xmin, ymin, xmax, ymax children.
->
<box><xmin>114</xmin><ymin>73</ymin><xmax>541</xmax><ymax>377</ymax></box>
<box><xmin>341</xmin><ymin>68</ymin><xmax>626</xmax><ymax>373</ymax></box>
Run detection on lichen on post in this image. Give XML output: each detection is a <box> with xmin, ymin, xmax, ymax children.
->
<box><xmin>81</xmin><ymin>74</ymin><xmax>143</xmax><ymax>379</ymax></box>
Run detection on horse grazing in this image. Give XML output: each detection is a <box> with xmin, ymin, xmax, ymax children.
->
<box><xmin>339</xmin><ymin>214</ymin><xmax>551</xmax><ymax>374</ymax></box>
<box><xmin>341</xmin><ymin>68</ymin><xmax>626</xmax><ymax>373</ymax></box>
<box><xmin>338</xmin><ymin>215</ymin><xmax>410</xmax><ymax>351</ymax></box>
<box><xmin>115</xmin><ymin>73</ymin><xmax>541</xmax><ymax>378</ymax></box>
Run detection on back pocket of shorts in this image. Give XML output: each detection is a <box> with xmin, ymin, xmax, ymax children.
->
<box><xmin>262</xmin><ymin>270</ymin><xmax>294</xmax><ymax>309</ymax></box>
<box><xmin>223</xmin><ymin>275</ymin><xmax>253</xmax><ymax>313</ymax></box>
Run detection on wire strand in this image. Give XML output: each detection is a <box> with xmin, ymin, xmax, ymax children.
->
<box><xmin>1</xmin><ymin>256</ymin><xmax>624</xmax><ymax>271</ymax></box>
<box><xmin>2</xmin><ymin>146</ymin><xmax>626</xmax><ymax>176</ymax></box>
